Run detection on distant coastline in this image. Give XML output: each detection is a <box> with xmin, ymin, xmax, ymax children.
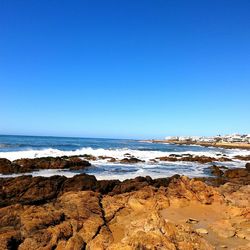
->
<box><xmin>142</xmin><ymin>139</ymin><xmax>250</xmax><ymax>150</ymax></box>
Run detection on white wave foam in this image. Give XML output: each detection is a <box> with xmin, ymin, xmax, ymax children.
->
<box><xmin>0</xmin><ymin>146</ymin><xmax>249</xmax><ymax>162</ymax></box>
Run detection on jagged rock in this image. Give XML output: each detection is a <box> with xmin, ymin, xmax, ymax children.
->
<box><xmin>0</xmin><ymin>170</ymin><xmax>249</xmax><ymax>249</ymax></box>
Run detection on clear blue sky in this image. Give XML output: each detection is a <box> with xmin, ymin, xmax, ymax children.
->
<box><xmin>0</xmin><ymin>0</ymin><xmax>249</xmax><ymax>139</ymax></box>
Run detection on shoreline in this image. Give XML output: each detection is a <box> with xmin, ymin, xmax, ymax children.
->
<box><xmin>143</xmin><ymin>139</ymin><xmax>250</xmax><ymax>150</ymax></box>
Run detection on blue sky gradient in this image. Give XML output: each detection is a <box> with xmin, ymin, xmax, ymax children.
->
<box><xmin>0</xmin><ymin>0</ymin><xmax>250</xmax><ymax>139</ymax></box>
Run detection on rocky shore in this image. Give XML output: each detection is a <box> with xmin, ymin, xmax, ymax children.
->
<box><xmin>0</xmin><ymin>156</ymin><xmax>250</xmax><ymax>249</ymax></box>
<box><xmin>1</xmin><ymin>152</ymin><xmax>250</xmax><ymax>176</ymax></box>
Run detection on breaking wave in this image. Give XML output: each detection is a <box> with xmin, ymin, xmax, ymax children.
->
<box><xmin>0</xmin><ymin>146</ymin><xmax>249</xmax><ymax>162</ymax></box>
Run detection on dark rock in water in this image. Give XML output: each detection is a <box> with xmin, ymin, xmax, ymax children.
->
<box><xmin>245</xmin><ymin>162</ymin><xmax>250</xmax><ymax>171</ymax></box>
<box><xmin>0</xmin><ymin>156</ymin><xmax>91</xmax><ymax>174</ymax></box>
<box><xmin>66</xmin><ymin>157</ymin><xmax>91</xmax><ymax>170</ymax></box>
<box><xmin>81</xmin><ymin>154</ymin><xmax>97</xmax><ymax>161</ymax></box>
<box><xmin>234</xmin><ymin>155</ymin><xmax>250</xmax><ymax>161</ymax></box>
<box><xmin>169</xmin><ymin>154</ymin><xmax>178</xmax><ymax>157</ymax></box>
<box><xmin>208</xmin><ymin>165</ymin><xmax>224</xmax><ymax>177</ymax></box>
<box><xmin>98</xmin><ymin>156</ymin><xmax>116</xmax><ymax>162</ymax></box>
<box><xmin>14</xmin><ymin>156</ymin><xmax>91</xmax><ymax>170</ymax></box>
<box><xmin>120</xmin><ymin>157</ymin><xmax>144</xmax><ymax>164</ymax></box>
<box><xmin>124</xmin><ymin>153</ymin><xmax>132</xmax><ymax>157</ymax></box>
<box><xmin>149</xmin><ymin>159</ymin><xmax>158</xmax><ymax>163</ymax></box>
<box><xmin>181</xmin><ymin>154</ymin><xmax>193</xmax><ymax>157</ymax></box>
<box><xmin>156</xmin><ymin>155</ymin><xmax>232</xmax><ymax>163</ymax></box>
<box><xmin>108</xmin><ymin>157</ymin><xmax>116</xmax><ymax>162</ymax></box>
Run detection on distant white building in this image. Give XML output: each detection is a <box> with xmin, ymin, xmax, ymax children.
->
<box><xmin>243</xmin><ymin>134</ymin><xmax>250</xmax><ymax>143</ymax></box>
<box><xmin>164</xmin><ymin>133</ymin><xmax>250</xmax><ymax>144</ymax></box>
<box><xmin>199</xmin><ymin>137</ymin><xmax>216</xmax><ymax>143</ymax></box>
<box><xmin>228</xmin><ymin>134</ymin><xmax>244</xmax><ymax>143</ymax></box>
<box><xmin>165</xmin><ymin>136</ymin><xmax>179</xmax><ymax>141</ymax></box>
<box><xmin>178</xmin><ymin>136</ymin><xmax>191</xmax><ymax>141</ymax></box>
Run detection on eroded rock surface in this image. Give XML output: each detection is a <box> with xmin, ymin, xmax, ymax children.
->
<box><xmin>0</xmin><ymin>165</ymin><xmax>249</xmax><ymax>249</ymax></box>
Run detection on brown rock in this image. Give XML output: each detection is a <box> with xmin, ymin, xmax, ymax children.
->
<box><xmin>13</xmin><ymin>156</ymin><xmax>91</xmax><ymax>172</ymax></box>
<box><xmin>120</xmin><ymin>157</ymin><xmax>144</xmax><ymax>164</ymax></box>
<box><xmin>81</xmin><ymin>154</ymin><xmax>97</xmax><ymax>161</ymax></box>
<box><xmin>210</xmin><ymin>220</ymin><xmax>236</xmax><ymax>238</ymax></box>
<box><xmin>1</xmin><ymin>173</ymin><xmax>249</xmax><ymax>249</ymax></box>
<box><xmin>209</xmin><ymin>165</ymin><xmax>224</xmax><ymax>177</ymax></box>
<box><xmin>0</xmin><ymin>158</ymin><xmax>22</xmax><ymax>174</ymax></box>
<box><xmin>234</xmin><ymin>155</ymin><xmax>250</xmax><ymax>161</ymax></box>
<box><xmin>156</xmin><ymin>155</ymin><xmax>232</xmax><ymax>163</ymax></box>
<box><xmin>0</xmin><ymin>156</ymin><xmax>91</xmax><ymax>174</ymax></box>
<box><xmin>0</xmin><ymin>175</ymin><xmax>66</xmax><ymax>207</ymax></box>
<box><xmin>224</xmin><ymin>168</ymin><xmax>249</xmax><ymax>178</ymax></box>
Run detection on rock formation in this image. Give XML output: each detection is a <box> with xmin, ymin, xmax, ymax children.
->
<box><xmin>0</xmin><ymin>156</ymin><xmax>91</xmax><ymax>174</ymax></box>
<box><xmin>0</xmin><ymin>157</ymin><xmax>249</xmax><ymax>249</ymax></box>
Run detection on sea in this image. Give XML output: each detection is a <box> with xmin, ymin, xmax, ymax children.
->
<box><xmin>0</xmin><ymin>135</ymin><xmax>249</xmax><ymax>180</ymax></box>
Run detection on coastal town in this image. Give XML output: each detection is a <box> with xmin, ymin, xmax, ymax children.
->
<box><xmin>165</xmin><ymin>134</ymin><xmax>250</xmax><ymax>144</ymax></box>
<box><xmin>145</xmin><ymin>134</ymin><xmax>250</xmax><ymax>150</ymax></box>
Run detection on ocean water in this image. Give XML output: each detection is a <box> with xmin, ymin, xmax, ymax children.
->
<box><xmin>0</xmin><ymin>135</ymin><xmax>249</xmax><ymax>180</ymax></box>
